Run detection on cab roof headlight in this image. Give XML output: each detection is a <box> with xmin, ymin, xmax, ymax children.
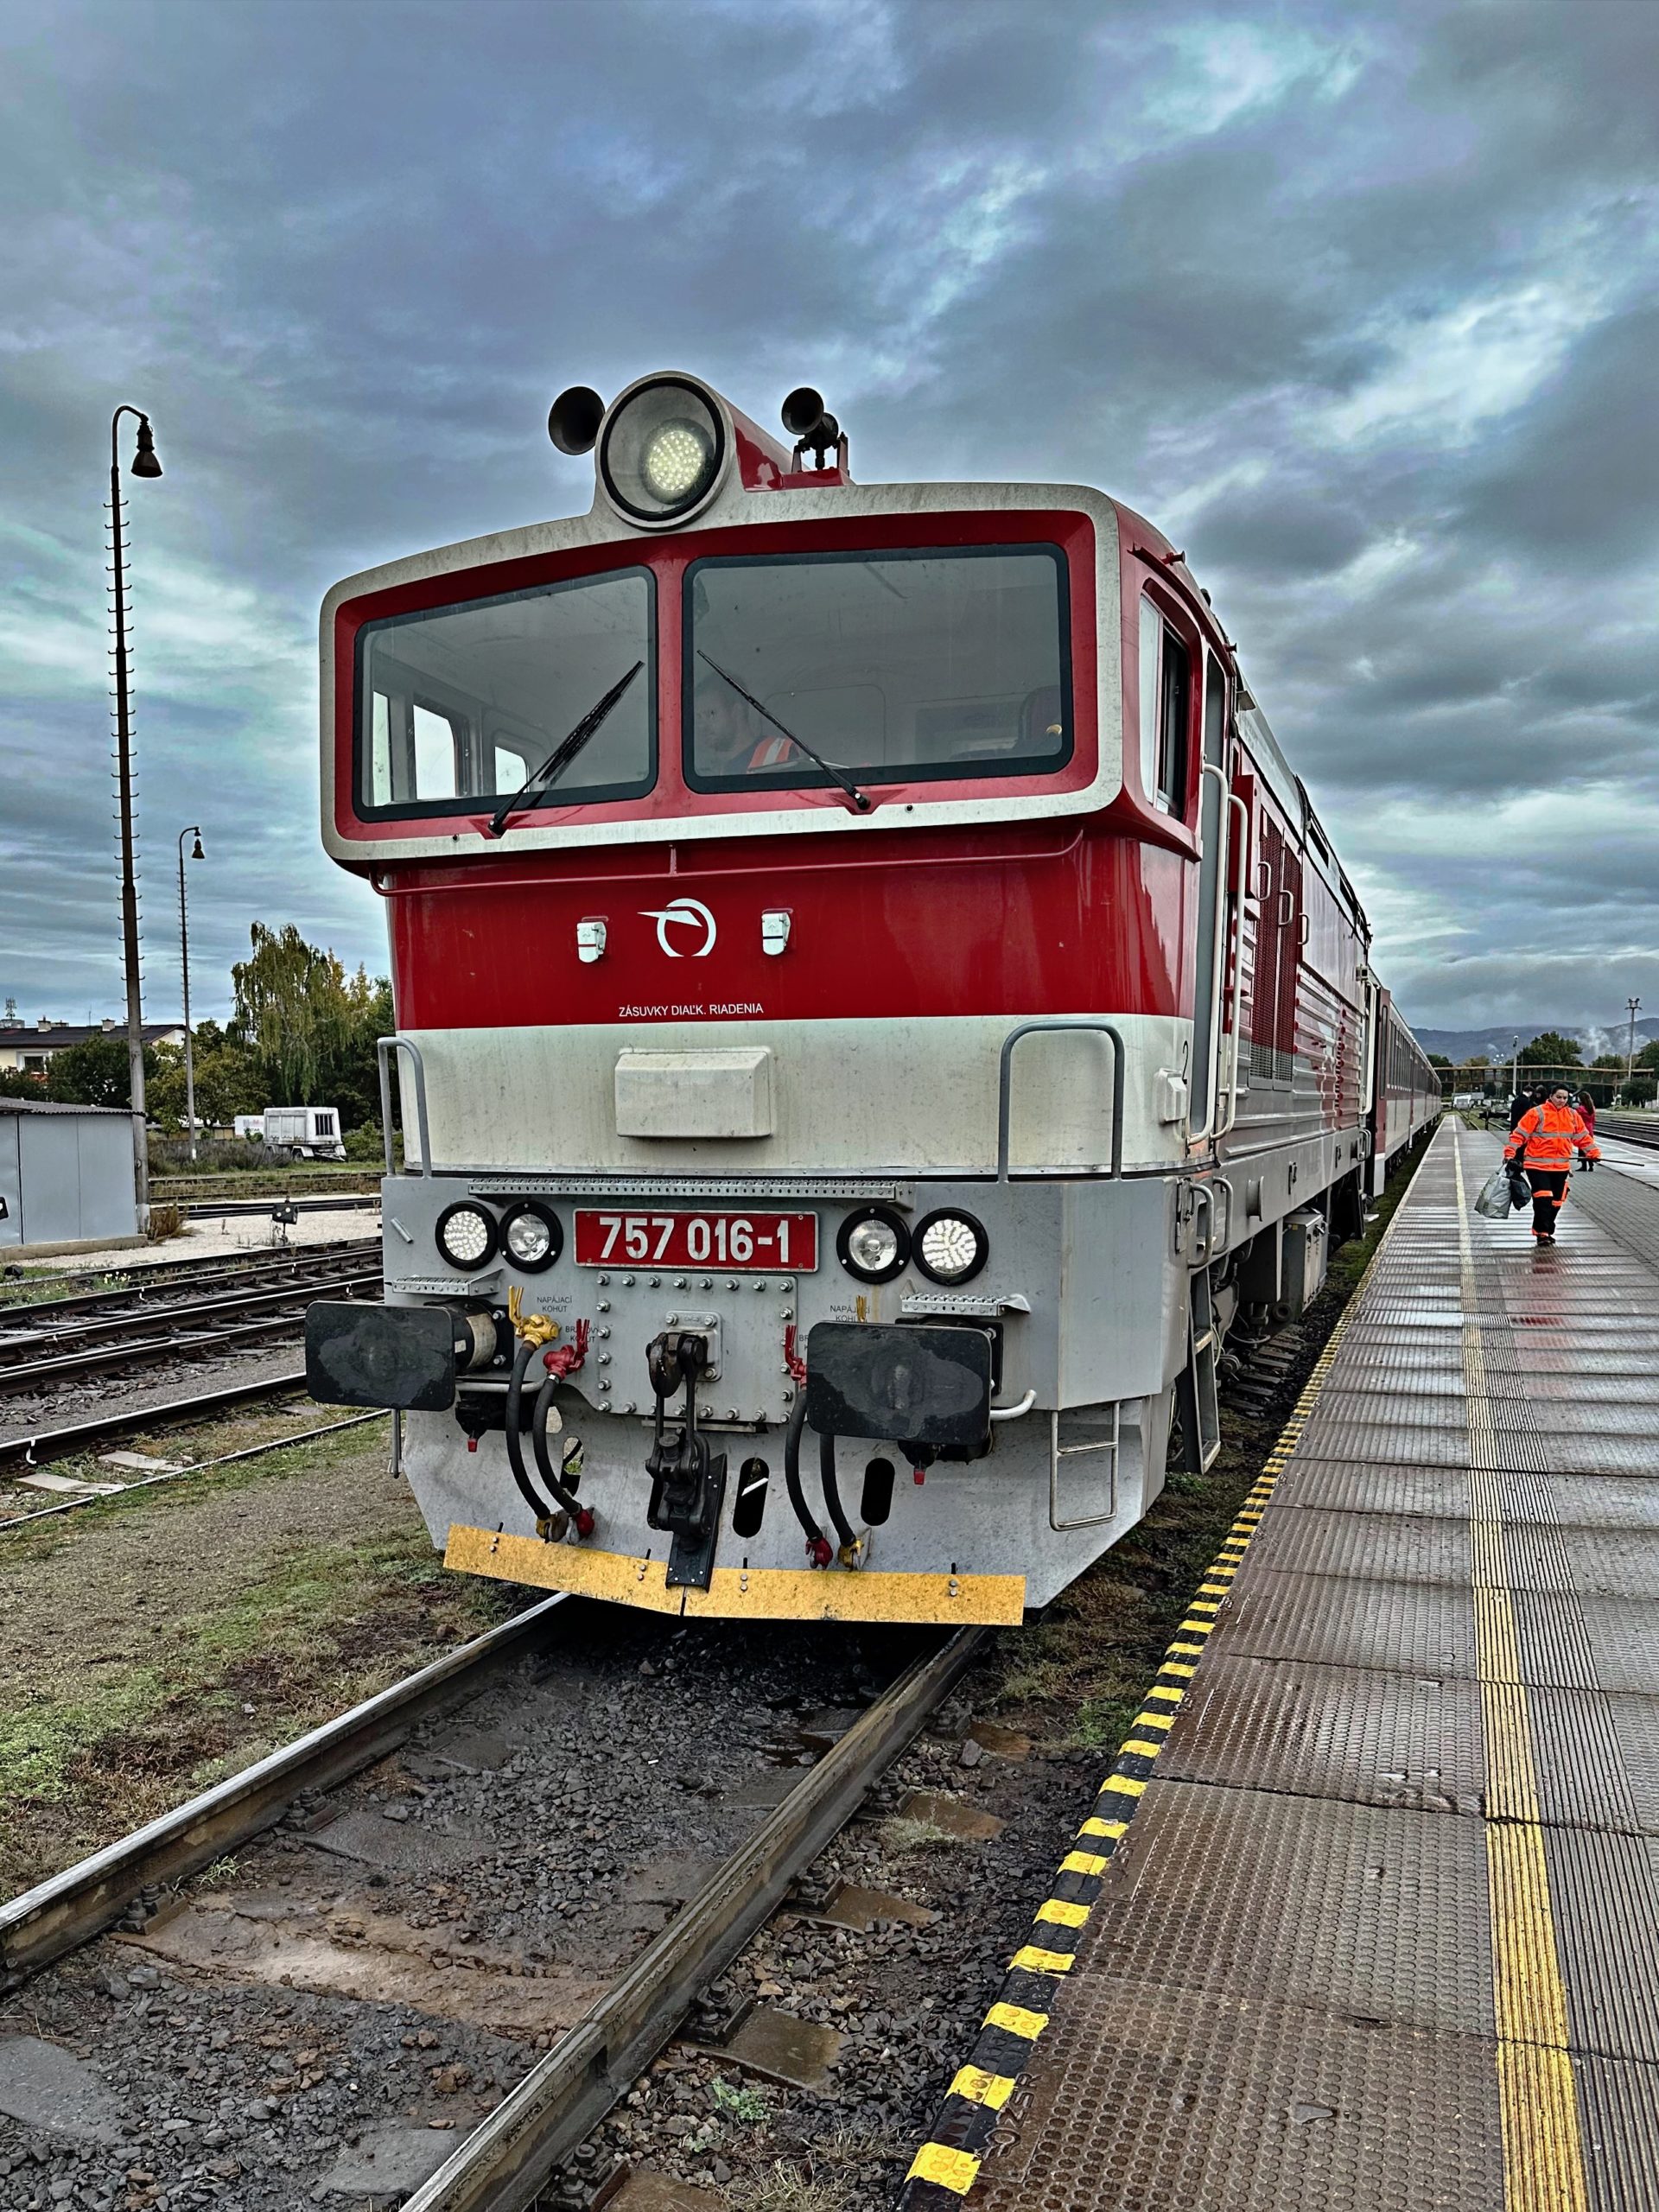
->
<box><xmin>837</xmin><ymin>1205</ymin><xmax>910</xmax><ymax>1285</ymax></box>
<box><xmin>642</xmin><ymin>418</ymin><xmax>714</xmax><ymax>502</ymax></box>
<box><xmin>435</xmin><ymin>1201</ymin><xmax>497</xmax><ymax>1273</ymax></box>
<box><xmin>913</xmin><ymin>1209</ymin><xmax>988</xmax><ymax>1287</ymax></box>
<box><xmin>501</xmin><ymin>1199</ymin><xmax>562</xmax><ymax>1274</ymax></box>
<box><xmin>599</xmin><ymin>376</ymin><xmax>727</xmax><ymax>526</ymax></box>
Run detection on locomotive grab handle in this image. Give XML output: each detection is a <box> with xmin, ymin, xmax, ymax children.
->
<box><xmin>377</xmin><ymin>1035</ymin><xmax>434</xmax><ymax>1175</ymax></box>
<box><xmin>1217</xmin><ymin>794</ymin><xmax>1249</xmax><ymax>1138</ymax></box>
<box><xmin>988</xmin><ymin>1389</ymin><xmax>1039</xmax><ymax>1422</ymax></box>
<box><xmin>1189</xmin><ymin>762</ymin><xmax>1233</xmax><ymax>1146</ymax></box>
<box><xmin>996</xmin><ymin>1020</ymin><xmax>1125</xmax><ymax>1181</ymax></box>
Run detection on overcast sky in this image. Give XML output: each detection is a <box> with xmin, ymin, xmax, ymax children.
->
<box><xmin>2</xmin><ymin>0</ymin><xmax>1655</xmax><ymax>1034</ymax></box>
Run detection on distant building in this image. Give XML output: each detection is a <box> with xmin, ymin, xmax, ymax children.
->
<box><xmin>0</xmin><ymin>1097</ymin><xmax>141</xmax><ymax>1254</ymax></box>
<box><xmin>0</xmin><ymin>1015</ymin><xmax>186</xmax><ymax>1079</ymax></box>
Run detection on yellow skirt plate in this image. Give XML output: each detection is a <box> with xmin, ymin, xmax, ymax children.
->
<box><xmin>444</xmin><ymin>1523</ymin><xmax>1026</xmax><ymax>1624</ymax></box>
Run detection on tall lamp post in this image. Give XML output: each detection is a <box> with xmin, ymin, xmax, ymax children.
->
<box><xmin>1629</xmin><ymin>996</ymin><xmax>1643</xmax><ymax>1101</ymax></box>
<box><xmin>177</xmin><ymin>826</ymin><xmax>204</xmax><ymax>1160</ymax></box>
<box><xmin>110</xmin><ymin>405</ymin><xmax>164</xmax><ymax>1217</ymax></box>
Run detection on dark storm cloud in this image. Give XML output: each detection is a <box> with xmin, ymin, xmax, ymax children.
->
<box><xmin>1</xmin><ymin>0</ymin><xmax>1656</xmax><ymax>1033</ymax></box>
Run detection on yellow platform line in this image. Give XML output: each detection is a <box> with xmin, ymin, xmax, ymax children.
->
<box><xmin>1454</xmin><ymin>1132</ymin><xmax>1590</xmax><ymax>2212</ymax></box>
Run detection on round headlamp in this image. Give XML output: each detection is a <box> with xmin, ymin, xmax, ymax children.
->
<box><xmin>500</xmin><ymin>1200</ymin><xmax>562</xmax><ymax>1274</ymax></box>
<box><xmin>913</xmin><ymin>1209</ymin><xmax>989</xmax><ymax>1286</ymax></box>
<box><xmin>599</xmin><ymin>377</ymin><xmax>727</xmax><ymax>525</ymax></box>
<box><xmin>836</xmin><ymin>1206</ymin><xmax>910</xmax><ymax>1285</ymax></box>
<box><xmin>435</xmin><ymin>1201</ymin><xmax>498</xmax><ymax>1273</ymax></box>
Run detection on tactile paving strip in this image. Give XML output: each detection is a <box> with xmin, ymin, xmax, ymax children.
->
<box><xmin>1158</xmin><ymin>1653</ymin><xmax>1485</xmax><ymax>1817</ymax></box>
<box><xmin>969</xmin><ymin>1980</ymin><xmax>1506</xmax><ymax>2212</ymax></box>
<box><xmin>1210</xmin><ymin>1569</ymin><xmax>1479</xmax><ymax>1678</ymax></box>
<box><xmin>1084</xmin><ymin>1781</ymin><xmax>1492</xmax><ymax>2033</ymax></box>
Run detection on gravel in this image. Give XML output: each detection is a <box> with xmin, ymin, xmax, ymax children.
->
<box><xmin>0</xmin><ymin>1605</ymin><xmax>897</xmax><ymax>2209</ymax></box>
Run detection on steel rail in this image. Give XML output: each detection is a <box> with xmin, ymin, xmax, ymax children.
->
<box><xmin>182</xmin><ymin>1192</ymin><xmax>381</xmax><ymax>1220</ymax></box>
<box><xmin>0</xmin><ymin>1595</ymin><xmax>568</xmax><ymax>1990</ymax></box>
<box><xmin>0</xmin><ymin>1268</ymin><xmax>380</xmax><ymax>1367</ymax></box>
<box><xmin>0</xmin><ymin>1240</ymin><xmax>381</xmax><ymax>1326</ymax></box>
<box><xmin>0</xmin><ymin>1366</ymin><xmax>312</xmax><ymax>1469</ymax></box>
<box><xmin>0</xmin><ymin>1284</ymin><xmax>378</xmax><ymax>1396</ymax></box>
<box><xmin>404</xmin><ymin>1627</ymin><xmax>983</xmax><ymax>2212</ymax></box>
<box><xmin>0</xmin><ymin>1408</ymin><xmax>389</xmax><ymax>1532</ymax></box>
<box><xmin>1598</xmin><ymin>1117</ymin><xmax>1659</xmax><ymax>1152</ymax></box>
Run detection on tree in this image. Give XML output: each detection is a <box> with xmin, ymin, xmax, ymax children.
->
<box><xmin>1517</xmin><ymin>1032</ymin><xmax>1583</xmax><ymax>1068</ymax></box>
<box><xmin>0</xmin><ymin>1070</ymin><xmax>46</xmax><ymax>1100</ymax></box>
<box><xmin>45</xmin><ymin>1035</ymin><xmax>158</xmax><ymax>1109</ymax></box>
<box><xmin>1636</xmin><ymin>1039</ymin><xmax>1659</xmax><ymax>1072</ymax></box>
<box><xmin>1427</xmin><ymin>1052</ymin><xmax>1452</xmax><ymax>1068</ymax></box>
<box><xmin>230</xmin><ymin>924</ymin><xmax>391</xmax><ymax>1129</ymax></box>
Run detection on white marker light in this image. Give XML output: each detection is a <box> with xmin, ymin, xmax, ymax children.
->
<box><xmin>641</xmin><ymin>419</ymin><xmax>713</xmax><ymax>501</ymax></box>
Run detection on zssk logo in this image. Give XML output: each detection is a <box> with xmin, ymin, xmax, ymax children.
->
<box><xmin>641</xmin><ymin>896</ymin><xmax>717</xmax><ymax>957</ymax></box>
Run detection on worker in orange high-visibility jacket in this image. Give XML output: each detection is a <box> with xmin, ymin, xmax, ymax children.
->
<box><xmin>1504</xmin><ymin>1084</ymin><xmax>1600</xmax><ymax>1244</ymax></box>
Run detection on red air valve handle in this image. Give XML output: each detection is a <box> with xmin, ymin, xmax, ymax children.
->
<box><xmin>543</xmin><ymin>1319</ymin><xmax>591</xmax><ymax>1379</ymax></box>
<box><xmin>806</xmin><ymin>1535</ymin><xmax>833</xmax><ymax>1568</ymax></box>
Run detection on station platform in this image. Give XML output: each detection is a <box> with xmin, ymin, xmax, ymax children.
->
<box><xmin>902</xmin><ymin>1120</ymin><xmax>1659</xmax><ymax>2212</ymax></box>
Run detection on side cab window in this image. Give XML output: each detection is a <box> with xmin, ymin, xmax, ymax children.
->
<box><xmin>1137</xmin><ymin>594</ymin><xmax>1195</xmax><ymax>817</ymax></box>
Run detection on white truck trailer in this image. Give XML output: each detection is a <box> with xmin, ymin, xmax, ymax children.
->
<box><xmin>263</xmin><ymin>1105</ymin><xmax>346</xmax><ymax>1160</ymax></box>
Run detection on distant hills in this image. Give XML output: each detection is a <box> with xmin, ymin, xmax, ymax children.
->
<box><xmin>1414</xmin><ymin>1020</ymin><xmax>1659</xmax><ymax>1062</ymax></box>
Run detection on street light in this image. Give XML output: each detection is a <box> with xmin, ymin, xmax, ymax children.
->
<box><xmin>110</xmin><ymin>404</ymin><xmax>164</xmax><ymax>1217</ymax></box>
<box><xmin>177</xmin><ymin>826</ymin><xmax>204</xmax><ymax>1160</ymax></box>
<box><xmin>1628</xmin><ymin>997</ymin><xmax>1643</xmax><ymax>1099</ymax></box>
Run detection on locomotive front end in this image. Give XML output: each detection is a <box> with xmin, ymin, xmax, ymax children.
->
<box><xmin>309</xmin><ymin>372</ymin><xmax>1214</xmax><ymax>1625</ymax></box>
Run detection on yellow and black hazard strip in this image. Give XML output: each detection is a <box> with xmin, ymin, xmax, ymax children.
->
<box><xmin>897</xmin><ymin>1295</ymin><xmax>1368</xmax><ymax>2205</ymax></box>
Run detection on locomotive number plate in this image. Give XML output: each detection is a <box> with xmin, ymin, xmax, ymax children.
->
<box><xmin>574</xmin><ymin>1210</ymin><xmax>818</xmax><ymax>1272</ymax></box>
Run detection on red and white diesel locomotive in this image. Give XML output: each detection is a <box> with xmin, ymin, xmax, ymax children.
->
<box><xmin>306</xmin><ymin>372</ymin><xmax>1439</xmax><ymax>1626</ymax></box>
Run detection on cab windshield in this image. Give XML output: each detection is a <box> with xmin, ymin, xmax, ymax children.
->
<box><xmin>357</xmin><ymin>568</ymin><xmax>654</xmax><ymax>816</ymax></box>
<box><xmin>685</xmin><ymin>546</ymin><xmax>1071</xmax><ymax>791</ymax></box>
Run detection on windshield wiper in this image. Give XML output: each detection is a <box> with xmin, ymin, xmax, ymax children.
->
<box><xmin>696</xmin><ymin>652</ymin><xmax>872</xmax><ymax>812</ymax></box>
<box><xmin>483</xmin><ymin>660</ymin><xmax>644</xmax><ymax>839</ymax></box>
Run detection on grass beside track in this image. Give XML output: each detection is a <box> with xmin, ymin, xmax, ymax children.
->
<box><xmin>0</xmin><ymin>1417</ymin><xmax>513</xmax><ymax>1897</ymax></box>
<box><xmin>988</xmin><ymin>1145</ymin><xmax>1427</xmax><ymax>1748</ymax></box>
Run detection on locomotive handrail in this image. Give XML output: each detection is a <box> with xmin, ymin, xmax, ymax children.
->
<box><xmin>1190</xmin><ymin>762</ymin><xmax>1233</xmax><ymax>1146</ymax></box>
<box><xmin>377</xmin><ymin>1034</ymin><xmax>433</xmax><ymax>1175</ymax></box>
<box><xmin>996</xmin><ymin>1020</ymin><xmax>1124</xmax><ymax>1181</ymax></box>
<box><xmin>1217</xmin><ymin>792</ymin><xmax>1249</xmax><ymax>1138</ymax></box>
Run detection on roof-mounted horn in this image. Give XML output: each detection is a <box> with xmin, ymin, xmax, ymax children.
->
<box><xmin>781</xmin><ymin>387</ymin><xmax>847</xmax><ymax>473</ymax></box>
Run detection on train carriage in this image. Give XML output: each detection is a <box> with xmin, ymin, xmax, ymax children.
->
<box><xmin>306</xmin><ymin>372</ymin><xmax>1439</xmax><ymax>1626</ymax></box>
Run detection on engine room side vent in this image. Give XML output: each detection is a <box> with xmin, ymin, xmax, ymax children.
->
<box><xmin>614</xmin><ymin>1046</ymin><xmax>773</xmax><ymax>1140</ymax></box>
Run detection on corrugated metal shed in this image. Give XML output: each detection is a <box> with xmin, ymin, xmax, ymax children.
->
<box><xmin>0</xmin><ymin>1100</ymin><xmax>140</xmax><ymax>1253</ymax></box>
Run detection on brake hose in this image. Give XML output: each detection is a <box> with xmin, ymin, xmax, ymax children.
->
<box><xmin>818</xmin><ymin>1426</ymin><xmax>859</xmax><ymax>1560</ymax></box>
<box><xmin>782</xmin><ymin>1393</ymin><xmax>832</xmax><ymax>1566</ymax></box>
<box><xmin>531</xmin><ymin>1370</ymin><xmax>594</xmax><ymax>1535</ymax></box>
<box><xmin>503</xmin><ymin>1336</ymin><xmax>563</xmax><ymax>1526</ymax></box>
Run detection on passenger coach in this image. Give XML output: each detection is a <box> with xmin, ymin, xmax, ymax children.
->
<box><xmin>306</xmin><ymin>372</ymin><xmax>1439</xmax><ymax>1625</ymax></box>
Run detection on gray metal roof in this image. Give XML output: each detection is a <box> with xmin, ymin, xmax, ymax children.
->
<box><xmin>0</xmin><ymin>1097</ymin><xmax>133</xmax><ymax>1117</ymax></box>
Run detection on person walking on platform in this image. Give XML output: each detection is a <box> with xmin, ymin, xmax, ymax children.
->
<box><xmin>1505</xmin><ymin>1084</ymin><xmax>1600</xmax><ymax>1244</ymax></box>
<box><xmin>1509</xmin><ymin>1084</ymin><xmax>1536</xmax><ymax>1130</ymax></box>
<box><xmin>1578</xmin><ymin>1089</ymin><xmax>1599</xmax><ymax>1167</ymax></box>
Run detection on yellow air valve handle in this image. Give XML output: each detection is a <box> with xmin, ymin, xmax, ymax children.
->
<box><xmin>506</xmin><ymin>1284</ymin><xmax>560</xmax><ymax>1350</ymax></box>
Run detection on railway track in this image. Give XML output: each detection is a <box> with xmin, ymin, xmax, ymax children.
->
<box><xmin>0</xmin><ymin>1605</ymin><xmax>978</xmax><ymax>2212</ymax></box>
<box><xmin>1599</xmin><ymin>1114</ymin><xmax>1659</xmax><ymax>1151</ymax></box>
<box><xmin>0</xmin><ymin>1366</ymin><xmax>315</xmax><ymax>1470</ymax></box>
<box><xmin>0</xmin><ymin>1236</ymin><xmax>379</xmax><ymax>1317</ymax></box>
<box><xmin>0</xmin><ymin>1262</ymin><xmax>381</xmax><ymax>1395</ymax></box>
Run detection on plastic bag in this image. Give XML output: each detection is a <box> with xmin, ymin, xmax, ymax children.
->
<box><xmin>1475</xmin><ymin>1165</ymin><xmax>1519</xmax><ymax>1219</ymax></box>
